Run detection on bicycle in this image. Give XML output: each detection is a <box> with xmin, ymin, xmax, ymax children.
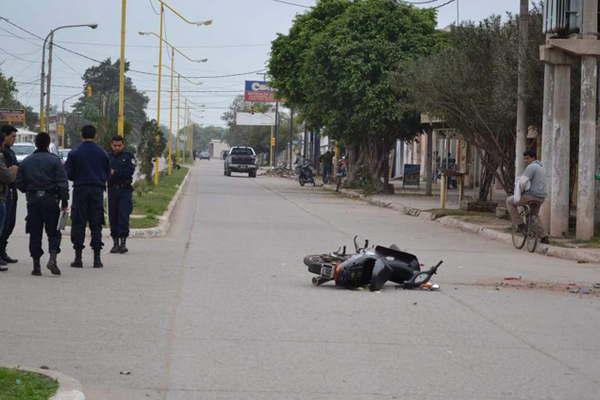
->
<box><xmin>511</xmin><ymin>202</ymin><xmax>541</xmax><ymax>253</ymax></box>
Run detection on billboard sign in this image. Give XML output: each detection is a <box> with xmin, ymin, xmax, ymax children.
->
<box><xmin>0</xmin><ymin>109</ymin><xmax>26</xmax><ymax>124</ymax></box>
<box><xmin>244</xmin><ymin>80</ymin><xmax>276</xmax><ymax>103</ymax></box>
<box><xmin>235</xmin><ymin>112</ymin><xmax>276</xmax><ymax>126</ymax></box>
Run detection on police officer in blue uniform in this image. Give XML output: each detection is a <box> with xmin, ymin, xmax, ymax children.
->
<box><xmin>0</xmin><ymin>125</ymin><xmax>19</xmax><ymax>265</ymax></box>
<box><xmin>108</xmin><ymin>135</ymin><xmax>135</xmax><ymax>254</ymax></box>
<box><xmin>65</xmin><ymin>125</ymin><xmax>110</xmax><ymax>268</ymax></box>
<box><xmin>15</xmin><ymin>132</ymin><xmax>68</xmax><ymax>276</ymax></box>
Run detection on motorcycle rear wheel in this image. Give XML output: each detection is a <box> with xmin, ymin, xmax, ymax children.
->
<box><xmin>304</xmin><ymin>254</ymin><xmax>338</xmax><ymax>275</ymax></box>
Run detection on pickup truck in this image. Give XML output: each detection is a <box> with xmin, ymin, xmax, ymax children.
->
<box><xmin>224</xmin><ymin>146</ymin><xmax>258</xmax><ymax>178</ymax></box>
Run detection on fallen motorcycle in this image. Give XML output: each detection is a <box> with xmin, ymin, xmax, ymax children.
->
<box><xmin>304</xmin><ymin>237</ymin><xmax>443</xmax><ymax>291</ymax></box>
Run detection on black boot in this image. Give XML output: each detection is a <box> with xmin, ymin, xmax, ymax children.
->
<box><xmin>46</xmin><ymin>253</ymin><xmax>61</xmax><ymax>275</ymax></box>
<box><xmin>0</xmin><ymin>250</ymin><xmax>17</xmax><ymax>264</ymax></box>
<box><xmin>71</xmin><ymin>249</ymin><xmax>83</xmax><ymax>268</ymax></box>
<box><xmin>119</xmin><ymin>238</ymin><xmax>128</xmax><ymax>254</ymax></box>
<box><xmin>32</xmin><ymin>258</ymin><xmax>42</xmax><ymax>276</ymax></box>
<box><xmin>110</xmin><ymin>238</ymin><xmax>120</xmax><ymax>254</ymax></box>
<box><xmin>93</xmin><ymin>249</ymin><xmax>103</xmax><ymax>268</ymax></box>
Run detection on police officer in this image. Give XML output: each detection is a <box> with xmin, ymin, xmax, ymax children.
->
<box><xmin>0</xmin><ymin>130</ymin><xmax>18</xmax><ymax>273</ymax></box>
<box><xmin>65</xmin><ymin>125</ymin><xmax>110</xmax><ymax>268</ymax></box>
<box><xmin>0</xmin><ymin>125</ymin><xmax>19</xmax><ymax>265</ymax></box>
<box><xmin>108</xmin><ymin>135</ymin><xmax>135</xmax><ymax>254</ymax></box>
<box><xmin>15</xmin><ymin>132</ymin><xmax>68</xmax><ymax>276</ymax></box>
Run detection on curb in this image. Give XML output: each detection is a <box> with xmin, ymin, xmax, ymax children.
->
<box><xmin>7</xmin><ymin>366</ymin><xmax>85</xmax><ymax>400</ymax></box>
<box><xmin>63</xmin><ymin>169</ymin><xmax>191</xmax><ymax>239</ymax></box>
<box><xmin>321</xmin><ymin>184</ymin><xmax>600</xmax><ymax>264</ymax></box>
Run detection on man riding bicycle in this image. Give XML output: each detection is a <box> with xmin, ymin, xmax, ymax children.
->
<box><xmin>506</xmin><ymin>149</ymin><xmax>549</xmax><ymax>244</ymax></box>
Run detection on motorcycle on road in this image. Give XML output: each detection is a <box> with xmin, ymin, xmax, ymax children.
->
<box><xmin>304</xmin><ymin>237</ymin><xmax>443</xmax><ymax>291</ymax></box>
<box><xmin>296</xmin><ymin>159</ymin><xmax>316</xmax><ymax>187</ymax></box>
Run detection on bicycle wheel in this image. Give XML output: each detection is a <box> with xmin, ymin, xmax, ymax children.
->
<box><xmin>526</xmin><ymin>232</ymin><xmax>538</xmax><ymax>253</ymax></box>
<box><xmin>512</xmin><ymin>225</ymin><xmax>526</xmax><ymax>249</ymax></box>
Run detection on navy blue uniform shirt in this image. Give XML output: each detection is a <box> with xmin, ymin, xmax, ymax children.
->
<box><xmin>65</xmin><ymin>141</ymin><xmax>110</xmax><ymax>188</ymax></box>
<box><xmin>108</xmin><ymin>151</ymin><xmax>136</xmax><ymax>188</ymax></box>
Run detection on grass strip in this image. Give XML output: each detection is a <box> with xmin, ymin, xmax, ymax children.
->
<box><xmin>0</xmin><ymin>367</ymin><xmax>59</xmax><ymax>400</ymax></box>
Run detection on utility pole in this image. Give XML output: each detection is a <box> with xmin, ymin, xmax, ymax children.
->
<box><xmin>289</xmin><ymin>108</ymin><xmax>294</xmax><ymax>169</ymax></box>
<box><xmin>45</xmin><ymin>33</ymin><xmax>54</xmax><ymax>133</ymax></box>
<box><xmin>515</xmin><ymin>0</ymin><xmax>528</xmax><ymax>178</ymax></box>
<box><xmin>118</xmin><ymin>0</ymin><xmax>127</xmax><ymax>137</ymax></box>
<box><xmin>168</xmin><ymin>46</ymin><xmax>175</xmax><ymax>175</ymax></box>
<box><xmin>176</xmin><ymin>74</ymin><xmax>180</xmax><ymax>162</ymax></box>
<box><xmin>576</xmin><ymin>0</ymin><xmax>598</xmax><ymax>240</ymax></box>
<box><xmin>154</xmin><ymin>2</ymin><xmax>165</xmax><ymax>186</ymax></box>
<box><xmin>274</xmin><ymin>101</ymin><xmax>280</xmax><ymax>167</ymax></box>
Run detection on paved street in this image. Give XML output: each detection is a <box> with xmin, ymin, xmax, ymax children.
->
<box><xmin>1</xmin><ymin>160</ymin><xmax>599</xmax><ymax>399</ymax></box>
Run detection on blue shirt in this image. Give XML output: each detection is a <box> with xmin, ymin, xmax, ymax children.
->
<box><xmin>108</xmin><ymin>151</ymin><xmax>136</xmax><ymax>188</ymax></box>
<box><xmin>65</xmin><ymin>141</ymin><xmax>110</xmax><ymax>188</ymax></box>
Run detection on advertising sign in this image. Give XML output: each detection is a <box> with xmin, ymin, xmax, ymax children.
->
<box><xmin>0</xmin><ymin>109</ymin><xmax>26</xmax><ymax>124</ymax></box>
<box><xmin>244</xmin><ymin>80</ymin><xmax>276</xmax><ymax>103</ymax></box>
<box><xmin>235</xmin><ymin>112</ymin><xmax>276</xmax><ymax>126</ymax></box>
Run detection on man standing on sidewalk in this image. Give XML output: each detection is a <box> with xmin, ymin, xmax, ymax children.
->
<box><xmin>65</xmin><ymin>125</ymin><xmax>110</xmax><ymax>269</ymax></box>
<box><xmin>0</xmin><ymin>130</ymin><xmax>18</xmax><ymax>272</ymax></box>
<box><xmin>16</xmin><ymin>132</ymin><xmax>68</xmax><ymax>276</ymax></box>
<box><xmin>0</xmin><ymin>125</ymin><xmax>18</xmax><ymax>265</ymax></box>
<box><xmin>108</xmin><ymin>135</ymin><xmax>135</xmax><ymax>254</ymax></box>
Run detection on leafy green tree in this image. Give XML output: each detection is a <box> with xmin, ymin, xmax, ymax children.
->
<box><xmin>0</xmin><ymin>69</ymin><xmax>39</xmax><ymax>128</ymax></box>
<box><xmin>401</xmin><ymin>6</ymin><xmax>546</xmax><ymax>198</ymax></box>
<box><xmin>269</xmin><ymin>0</ymin><xmax>442</xmax><ymax>190</ymax></box>
<box><xmin>73</xmin><ymin>59</ymin><xmax>149</xmax><ymax>147</ymax></box>
<box><xmin>138</xmin><ymin>120</ymin><xmax>167</xmax><ymax>183</ymax></box>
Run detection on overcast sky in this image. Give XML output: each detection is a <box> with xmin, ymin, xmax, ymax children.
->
<box><xmin>1</xmin><ymin>0</ymin><xmax>520</xmax><ymax>128</ymax></box>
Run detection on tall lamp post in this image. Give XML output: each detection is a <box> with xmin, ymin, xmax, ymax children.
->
<box><xmin>152</xmin><ymin>63</ymin><xmax>204</xmax><ymax>174</ymax></box>
<box><xmin>39</xmin><ymin>23</ymin><xmax>97</xmax><ymax>132</ymax></box>
<box><xmin>140</xmin><ymin>31</ymin><xmax>207</xmax><ymax>177</ymax></box>
<box><xmin>141</xmin><ymin>0</ymin><xmax>211</xmax><ymax>185</ymax></box>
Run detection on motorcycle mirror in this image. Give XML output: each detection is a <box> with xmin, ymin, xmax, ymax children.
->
<box><xmin>342</xmin><ymin>245</ymin><xmax>346</xmax><ymax>255</ymax></box>
<box><xmin>364</xmin><ymin>239</ymin><xmax>369</xmax><ymax>249</ymax></box>
<box><xmin>353</xmin><ymin>235</ymin><xmax>360</xmax><ymax>252</ymax></box>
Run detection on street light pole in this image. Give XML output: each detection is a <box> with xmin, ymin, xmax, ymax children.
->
<box><xmin>154</xmin><ymin>3</ymin><xmax>165</xmax><ymax>186</ymax></box>
<box><xmin>38</xmin><ymin>23</ymin><xmax>98</xmax><ymax>133</ymax></box>
<box><xmin>118</xmin><ymin>0</ymin><xmax>127</xmax><ymax>137</ymax></box>
<box><xmin>44</xmin><ymin>33</ymin><xmax>54</xmax><ymax>132</ymax></box>
<box><xmin>176</xmin><ymin>73</ymin><xmax>181</xmax><ymax>162</ymax></box>
<box><xmin>168</xmin><ymin>46</ymin><xmax>175</xmax><ymax>175</ymax></box>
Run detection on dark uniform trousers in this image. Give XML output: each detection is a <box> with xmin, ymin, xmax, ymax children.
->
<box><xmin>71</xmin><ymin>186</ymin><xmax>104</xmax><ymax>251</ymax></box>
<box><xmin>108</xmin><ymin>186</ymin><xmax>132</xmax><ymax>238</ymax></box>
<box><xmin>0</xmin><ymin>188</ymin><xmax>17</xmax><ymax>249</ymax></box>
<box><xmin>26</xmin><ymin>194</ymin><xmax>61</xmax><ymax>258</ymax></box>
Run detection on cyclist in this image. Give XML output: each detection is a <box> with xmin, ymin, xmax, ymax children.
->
<box><xmin>506</xmin><ymin>149</ymin><xmax>549</xmax><ymax>244</ymax></box>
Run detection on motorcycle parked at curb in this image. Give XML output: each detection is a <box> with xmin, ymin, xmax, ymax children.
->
<box><xmin>304</xmin><ymin>237</ymin><xmax>443</xmax><ymax>291</ymax></box>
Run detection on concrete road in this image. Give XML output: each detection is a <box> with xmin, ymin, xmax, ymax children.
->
<box><xmin>1</xmin><ymin>160</ymin><xmax>599</xmax><ymax>399</ymax></box>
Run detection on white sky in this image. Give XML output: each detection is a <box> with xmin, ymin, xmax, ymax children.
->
<box><xmin>0</xmin><ymin>0</ymin><xmax>520</xmax><ymax>127</ymax></box>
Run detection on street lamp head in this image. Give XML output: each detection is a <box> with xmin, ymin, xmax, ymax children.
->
<box><xmin>202</xmin><ymin>20</ymin><xmax>213</xmax><ymax>26</ymax></box>
<box><xmin>89</xmin><ymin>24</ymin><xmax>98</xmax><ymax>29</ymax></box>
<box><xmin>200</xmin><ymin>58</ymin><xmax>208</xmax><ymax>63</ymax></box>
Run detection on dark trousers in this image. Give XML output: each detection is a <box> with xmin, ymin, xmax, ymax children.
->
<box><xmin>71</xmin><ymin>186</ymin><xmax>104</xmax><ymax>251</ymax></box>
<box><xmin>108</xmin><ymin>187</ymin><xmax>133</xmax><ymax>238</ymax></box>
<box><xmin>26</xmin><ymin>195</ymin><xmax>61</xmax><ymax>258</ymax></box>
<box><xmin>0</xmin><ymin>188</ymin><xmax>17</xmax><ymax>251</ymax></box>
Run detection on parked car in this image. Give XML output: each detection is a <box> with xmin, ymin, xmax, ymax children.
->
<box><xmin>199</xmin><ymin>151</ymin><xmax>210</xmax><ymax>160</ymax></box>
<box><xmin>224</xmin><ymin>146</ymin><xmax>258</xmax><ymax>178</ymax></box>
<box><xmin>13</xmin><ymin>142</ymin><xmax>36</xmax><ymax>163</ymax></box>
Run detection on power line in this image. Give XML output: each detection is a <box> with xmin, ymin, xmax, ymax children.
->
<box><xmin>0</xmin><ymin>47</ymin><xmax>37</xmax><ymax>63</ymax></box>
<box><xmin>147</xmin><ymin>0</ymin><xmax>160</xmax><ymax>15</ymax></box>
<box><xmin>271</xmin><ymin>0</ymin><xmax>312</xmax><ymax>8</ymax></box>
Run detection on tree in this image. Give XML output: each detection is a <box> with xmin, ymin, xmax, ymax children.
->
<box><xmin>138</xmin><ymin>120</ymin><xmax>166</xmax><ymax>183</ymax></box>
<box><xmin>0</xmin><ymin>69</ymin><xmax>39</xmax><ymax>128</ymax></box>
<box><xmin>400</xmin><ymin>6</ymin><xmax>546</xmax><ymax>200</ymax></box>
<box><xmin>269</xmin><ymin>0</ymin><xmax>442</xmax><ymax>191</ymax></box>
<box><xmin>73</xmin><ymin>59</ymin><xmax>149</xmax><ymax>147</ymax></box>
